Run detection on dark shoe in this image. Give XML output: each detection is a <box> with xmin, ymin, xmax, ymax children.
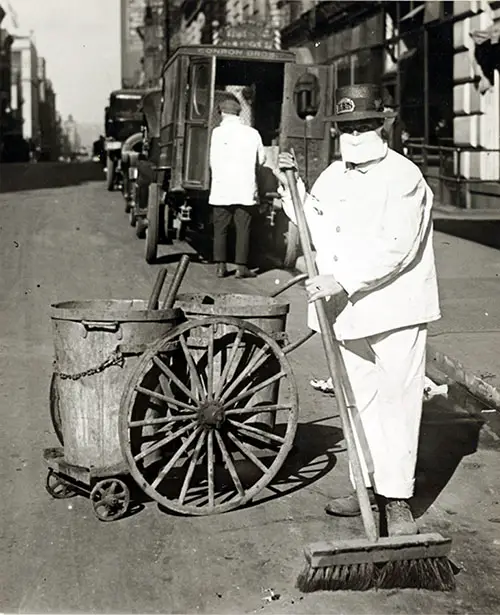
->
<box><xmin>325</xmin><ymin>489</ymin><xmax>377</xmax><ymax>517</ymax></box>
<box><xmin>216</xmin><ymin>263</ymin><xmax>227</xmax><ymax>278</ymax></box>
<box><xmin>385</xmin><ymin>499</ymin><xmax>419</xmax><ymax>536</ymax></box>
<box><xmin>235</xmin><ymin>265</ymin><xmax>257</xmax><ymax>279</ymax></box>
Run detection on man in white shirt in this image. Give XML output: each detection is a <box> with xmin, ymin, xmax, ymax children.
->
<box><xmin>276</xmin><ymin>83</ymin><xmax>440</xmax><ymax>537</ymax></box>
<box><xmin>209</xmin><ymin>94</ymin><xmax>266</xmax><ymax>278</ymax></box>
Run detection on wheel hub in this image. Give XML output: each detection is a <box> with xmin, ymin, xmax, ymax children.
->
<box><xmin>197</xmin><ymin>401</ymin><xmax>225</xmax><ymax>428</ymax></box>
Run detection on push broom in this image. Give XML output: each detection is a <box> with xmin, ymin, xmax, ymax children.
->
<box><xmin>284</xmin><ymin>165</ymin><xmax>457</xmax><ymax>592</ymax></box>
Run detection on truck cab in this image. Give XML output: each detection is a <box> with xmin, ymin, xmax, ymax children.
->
<box><xmin>104</xmin><ymin>89</ymin><xmax>146</xmax><ymax>191</ymax></box>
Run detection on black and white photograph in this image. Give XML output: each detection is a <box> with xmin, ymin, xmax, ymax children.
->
<box><xmin>1</xmin><ymin>0</ymin><xmax>499</xmax><ymax>613</ymax></box>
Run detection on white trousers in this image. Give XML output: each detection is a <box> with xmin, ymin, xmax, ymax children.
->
<box><xmin>340</xmin><ymin>324</ymin><xmax>427</xmax><ymax>499</ymax></box>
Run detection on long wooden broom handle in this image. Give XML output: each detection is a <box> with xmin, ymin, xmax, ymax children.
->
<box><xmin>284</xmin><ymin>168</ymin><xmax>378</xmax><ymax>543</ymax></box>
<box><xmin>147</xmin><ymin>268</ymin><xmax>168</xmax><ymax>310</ymax></box>
<box><xmin>162</xmin><ymin>254</ymin><xmax>191</xmax><ymax>309</ymax></box>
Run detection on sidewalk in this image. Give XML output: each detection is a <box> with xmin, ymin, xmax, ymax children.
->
<box><xmin>295</xmin><ymin>229</ymin><xmax>500</xmax><ymax>419</ymax></box>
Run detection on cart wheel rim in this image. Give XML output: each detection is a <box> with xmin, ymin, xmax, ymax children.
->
<box><xmin>46</xmin><ymin>469</ymin><xmax>77</xmax><ymax>499</ymax></box>
<box><xmin>90</xmin><ymin>478</ymin><xmax>130</xmax><ymax>522</ymax></box>
<box><xmin>120</xmin><ymin>316</ymin><xmax>299</xmax><ymax>516</ymax></box>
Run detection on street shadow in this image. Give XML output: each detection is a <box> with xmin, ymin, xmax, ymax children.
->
<box><xmin>0</xmin><ymin>162</ymin><xmax>105</xmax><ymax>194</ymax></box>
<box><xmin>434</xmin><ymin>219</ymin><xmax>500</xmax><ymax>250</ymax></box>
<box><xmin>237</xmin><ymin>420</ymin><xmax>343</xmax><ymax>510</ymax></box>
<box><xmin>153</xmin><ymin>421</ymin><xmax>342</xmax><ymax>517</ymax></box>
<box><xmin>411</xmin><ymin>383</ymin><xmax>485</xmax><ymax>518</ymax></box>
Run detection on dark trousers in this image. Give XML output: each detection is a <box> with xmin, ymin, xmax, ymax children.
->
<box><xmin>212</xmin><ymin>204</ymin><xmax>255</xmax><ymax>266</ymax></box>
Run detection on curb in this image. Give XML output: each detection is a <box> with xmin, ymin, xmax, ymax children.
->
<box><xmin>427</xmin><ymin>343</ymin><xmax>500</xmax><ymax>411</ymax></box>
<box><xmin>294</xmin><ymin>256</ymin><xmax>500</xmax><ymax>412</ymax></box>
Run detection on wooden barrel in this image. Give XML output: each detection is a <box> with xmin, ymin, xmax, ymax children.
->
<box><xmin>51</xmin><ymin>300</ymin><xmax>183</xmax><ymax>469</ymax></box>
<box><xmin>175</xmin><ymin>293</ymin><xmax>289</xmax><ymax>427</ymax></box>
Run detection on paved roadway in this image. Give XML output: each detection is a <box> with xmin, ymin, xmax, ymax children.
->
<box><xmin>0</xmin><ymin>178</ymin><xmax>499</xmax><ymax>614</ymax></box>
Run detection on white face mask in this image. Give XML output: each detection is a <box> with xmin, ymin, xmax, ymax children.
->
<box><xmin>339</xmin><ymin>129</ymin><xmax>386</xmax><ymax>165</ymax></box>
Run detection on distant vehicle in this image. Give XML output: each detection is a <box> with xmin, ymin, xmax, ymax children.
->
<box><xmin>104</xmin><ymin>89</ymin><xmax>146</xmax><ymax>191</ymax></box>
<box><xmin>139</xmin><ymin>42</ymin><xmax>330</xmax><ymax>266</ymax></box>
<box><xmin>92</xmin><ymin>135</ymin><xmax>106</xmax><ymax>165</ymax></box>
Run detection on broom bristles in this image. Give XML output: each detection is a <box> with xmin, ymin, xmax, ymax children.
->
<box><xmin>297</xmin><ymin>557</ymin><xmax>457</xmax><ymax>593</ymax></box>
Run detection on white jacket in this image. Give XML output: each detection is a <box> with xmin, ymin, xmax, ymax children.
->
<box><xmin>209</xmin><ymin>115</ymin><xmax>266</xmax><ymax>206</ymax></box>
<box><xmin>281</xmin><ymin>147</ymin><xmax>441</xmax><ymax>340</ymax></box>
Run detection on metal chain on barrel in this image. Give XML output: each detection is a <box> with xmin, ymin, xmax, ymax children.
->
<box><xmin>52</xmin><ymin>340</ymin><xmax>180</xmax><ymax>381</ymax></box>
<box><xmin>53</xmin><ymin>347</ymin><xmax>125</xmax><ymax>381</ymax></box>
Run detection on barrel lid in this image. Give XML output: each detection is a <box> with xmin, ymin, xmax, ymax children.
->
<box><xmin>175</xmin><ymin>293</ymin><xmax>290</xmax><ymax>317</ymax></box>
<box><xmin>51</xmin><ymin>299</ymin><xmax>183</xmax><ymax>322</ymax></box>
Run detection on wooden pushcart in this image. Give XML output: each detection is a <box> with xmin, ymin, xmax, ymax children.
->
<box><xmin>44</xmin><ymin>273</ymin><xmax>313</xmax><ymax>520</ymax></box>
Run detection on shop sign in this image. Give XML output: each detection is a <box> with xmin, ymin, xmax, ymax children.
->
<box><xmin>218</xmin><ymin>21</ymin><xmax>276</xmax><ymax>49</ymax></box>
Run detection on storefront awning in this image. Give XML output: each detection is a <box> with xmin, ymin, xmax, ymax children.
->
<box><xmin>470</xmin><ymin>24</ymin><xmax>500</xmax><ymax>46</ymax></box>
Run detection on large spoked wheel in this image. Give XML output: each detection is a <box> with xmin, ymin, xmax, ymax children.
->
<box><xmin>120</xmin><ymin>316</ymin><xmax>299</xmax><ymax>516</ymax></box>
<box><xmin>90</xmin><ymin>478</ymin><xmax>130</xmax><ymax>522</ymax></box>
<box><xmin>145</xmin><ymin>183</ymin><xmax>160</xmax><ymax>264</ymax></box>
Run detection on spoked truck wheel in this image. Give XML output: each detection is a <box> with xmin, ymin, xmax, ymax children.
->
<box><xmin>106</xmin><ymin>156</ymin><xmax>116</xmax><ymax>192</ymax></box>
<box><xmin>145</xmin><ymin>183</ymin><xmax>160</xmax><ymax>264</ymax></box>
<box><xmin>120</xmin><ymin>316</ymin><xmax>299</xmax><ymax>516</ymax></box>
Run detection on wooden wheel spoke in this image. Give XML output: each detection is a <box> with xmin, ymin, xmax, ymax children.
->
<box><xmin>134</xmin><ymin>422</ymin><xmax>195</xmax><ymax>462</ymax></box>
<box><xmin>213</xmin><ymin>328</ymin><xmax>244</xmax><ymax>398</ymax></box>
<box><xmin>153</xmin><ymin>356</ymin><xmax>198</xmax><ymax>404</ymax></box>
<box><xmin>178</xmin><ymin>431</ymin><xmax>207</xmax><ymax>505</ymax></box>
<box><xmin>207</xmin><ymin>324</ymin><xmax>215</xmax><ymax>401</ymax></box>
<box><xmin>222</xmin><ymin>371</ymin><xmax>286</xmax><ymax>410</ymax></box>
<box><xmin>129</xmin><ymin>414</ymin><xmax>198</xmax><ymax>427</ymax></box>
<box><xmin>207</xmin><ymin>430</ymin><xmax>215</xmax><ymax>508</ymax></box>
<box><xmin>227</xmin><ymin>419</ymin><xmax>286</xmax><ymax>445</ymax></box>
<box><xmin>152</xmin><ymin>426</ymin><xmax>202</xmax><ymax>489</ymax></box>
<box><xmin>159</xmin><ymin>374</ymin><xmax>174</xmax><ymax>417</ymax></box>
<box><xmin>219</xmin><ymin>345</ymin><xmax>271</xmax><ymax>403</ymax></box>
<box><xmin>225</xmin><ymin>404</ymin><xmax>291</xmax><ymax>416</ymax></box>
<box><xmin>214</xmin><ymin>431</ymin><xmax>244</xmax><ymax>497</ymax></box>
<box><xmin>135</xmin><ymin>385</ymin><xmax>196</xmax><ymax>411</ymax></box>
<box><xmin>226</xmin><ymin>431</ymin><xmax>269</xmax><ymax>474</ymax></box>
<box><xmin>179</xmin><ymin>333</ymin><xmax>206</xmax><ymax>402</ymax></box>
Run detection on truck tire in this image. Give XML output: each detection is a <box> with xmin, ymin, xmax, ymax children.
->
<box><xmin>145</xmin><ymin>183</ymin><xmax>159</xmax><ymax>264</ymax></box>
<box><xmin>106</xmin><ymin>156</ymin><xmax>115</xmax><ymax>191</ymax></box>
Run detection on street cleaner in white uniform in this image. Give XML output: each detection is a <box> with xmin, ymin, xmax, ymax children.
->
<box><xmin>275</xmin><ymin>83</ymin><xmax>440</xmax><ymax>536</ymax></box>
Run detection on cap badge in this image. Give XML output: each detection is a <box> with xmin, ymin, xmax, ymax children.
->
<box><xmin>336</xmin><ymin>97</ymin><xmax>355</xmax><ymax>115</ymax></box>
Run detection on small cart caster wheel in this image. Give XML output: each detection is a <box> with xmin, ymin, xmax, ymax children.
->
<box><xmin>90</xmin><ymin>478</ymin><xmax>130</xmax><ymax>522</ymax></box>
<box><xmin>46</xmin><ymin>469</ymin><xmax>77</xmax><ymax>499</ymax></box>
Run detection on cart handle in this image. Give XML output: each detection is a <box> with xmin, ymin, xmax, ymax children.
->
<box><xmin>270</xmin><ymin>273</ymin><xmax>308</xmax><ymax>298</ymax></box>
<box><xmin>80</xmin><ymin>320</ymin><xmax>123</xmax><ymax>340</ymax></box>
<box><xmin>270</xmin><ymin>272</ymin><xmax>317</xmax><ymax>355</ymax></box>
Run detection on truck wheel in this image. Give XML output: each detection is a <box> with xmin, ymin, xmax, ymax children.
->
<box><xmin>145</xmin><ymin>183</ymin><xmax>159</xmax><ymax>264</ymax></box>
<box><xmin>106</xmin><ymin>157</ymin><xmax>115</xmax><ymax>191</ymax></box>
